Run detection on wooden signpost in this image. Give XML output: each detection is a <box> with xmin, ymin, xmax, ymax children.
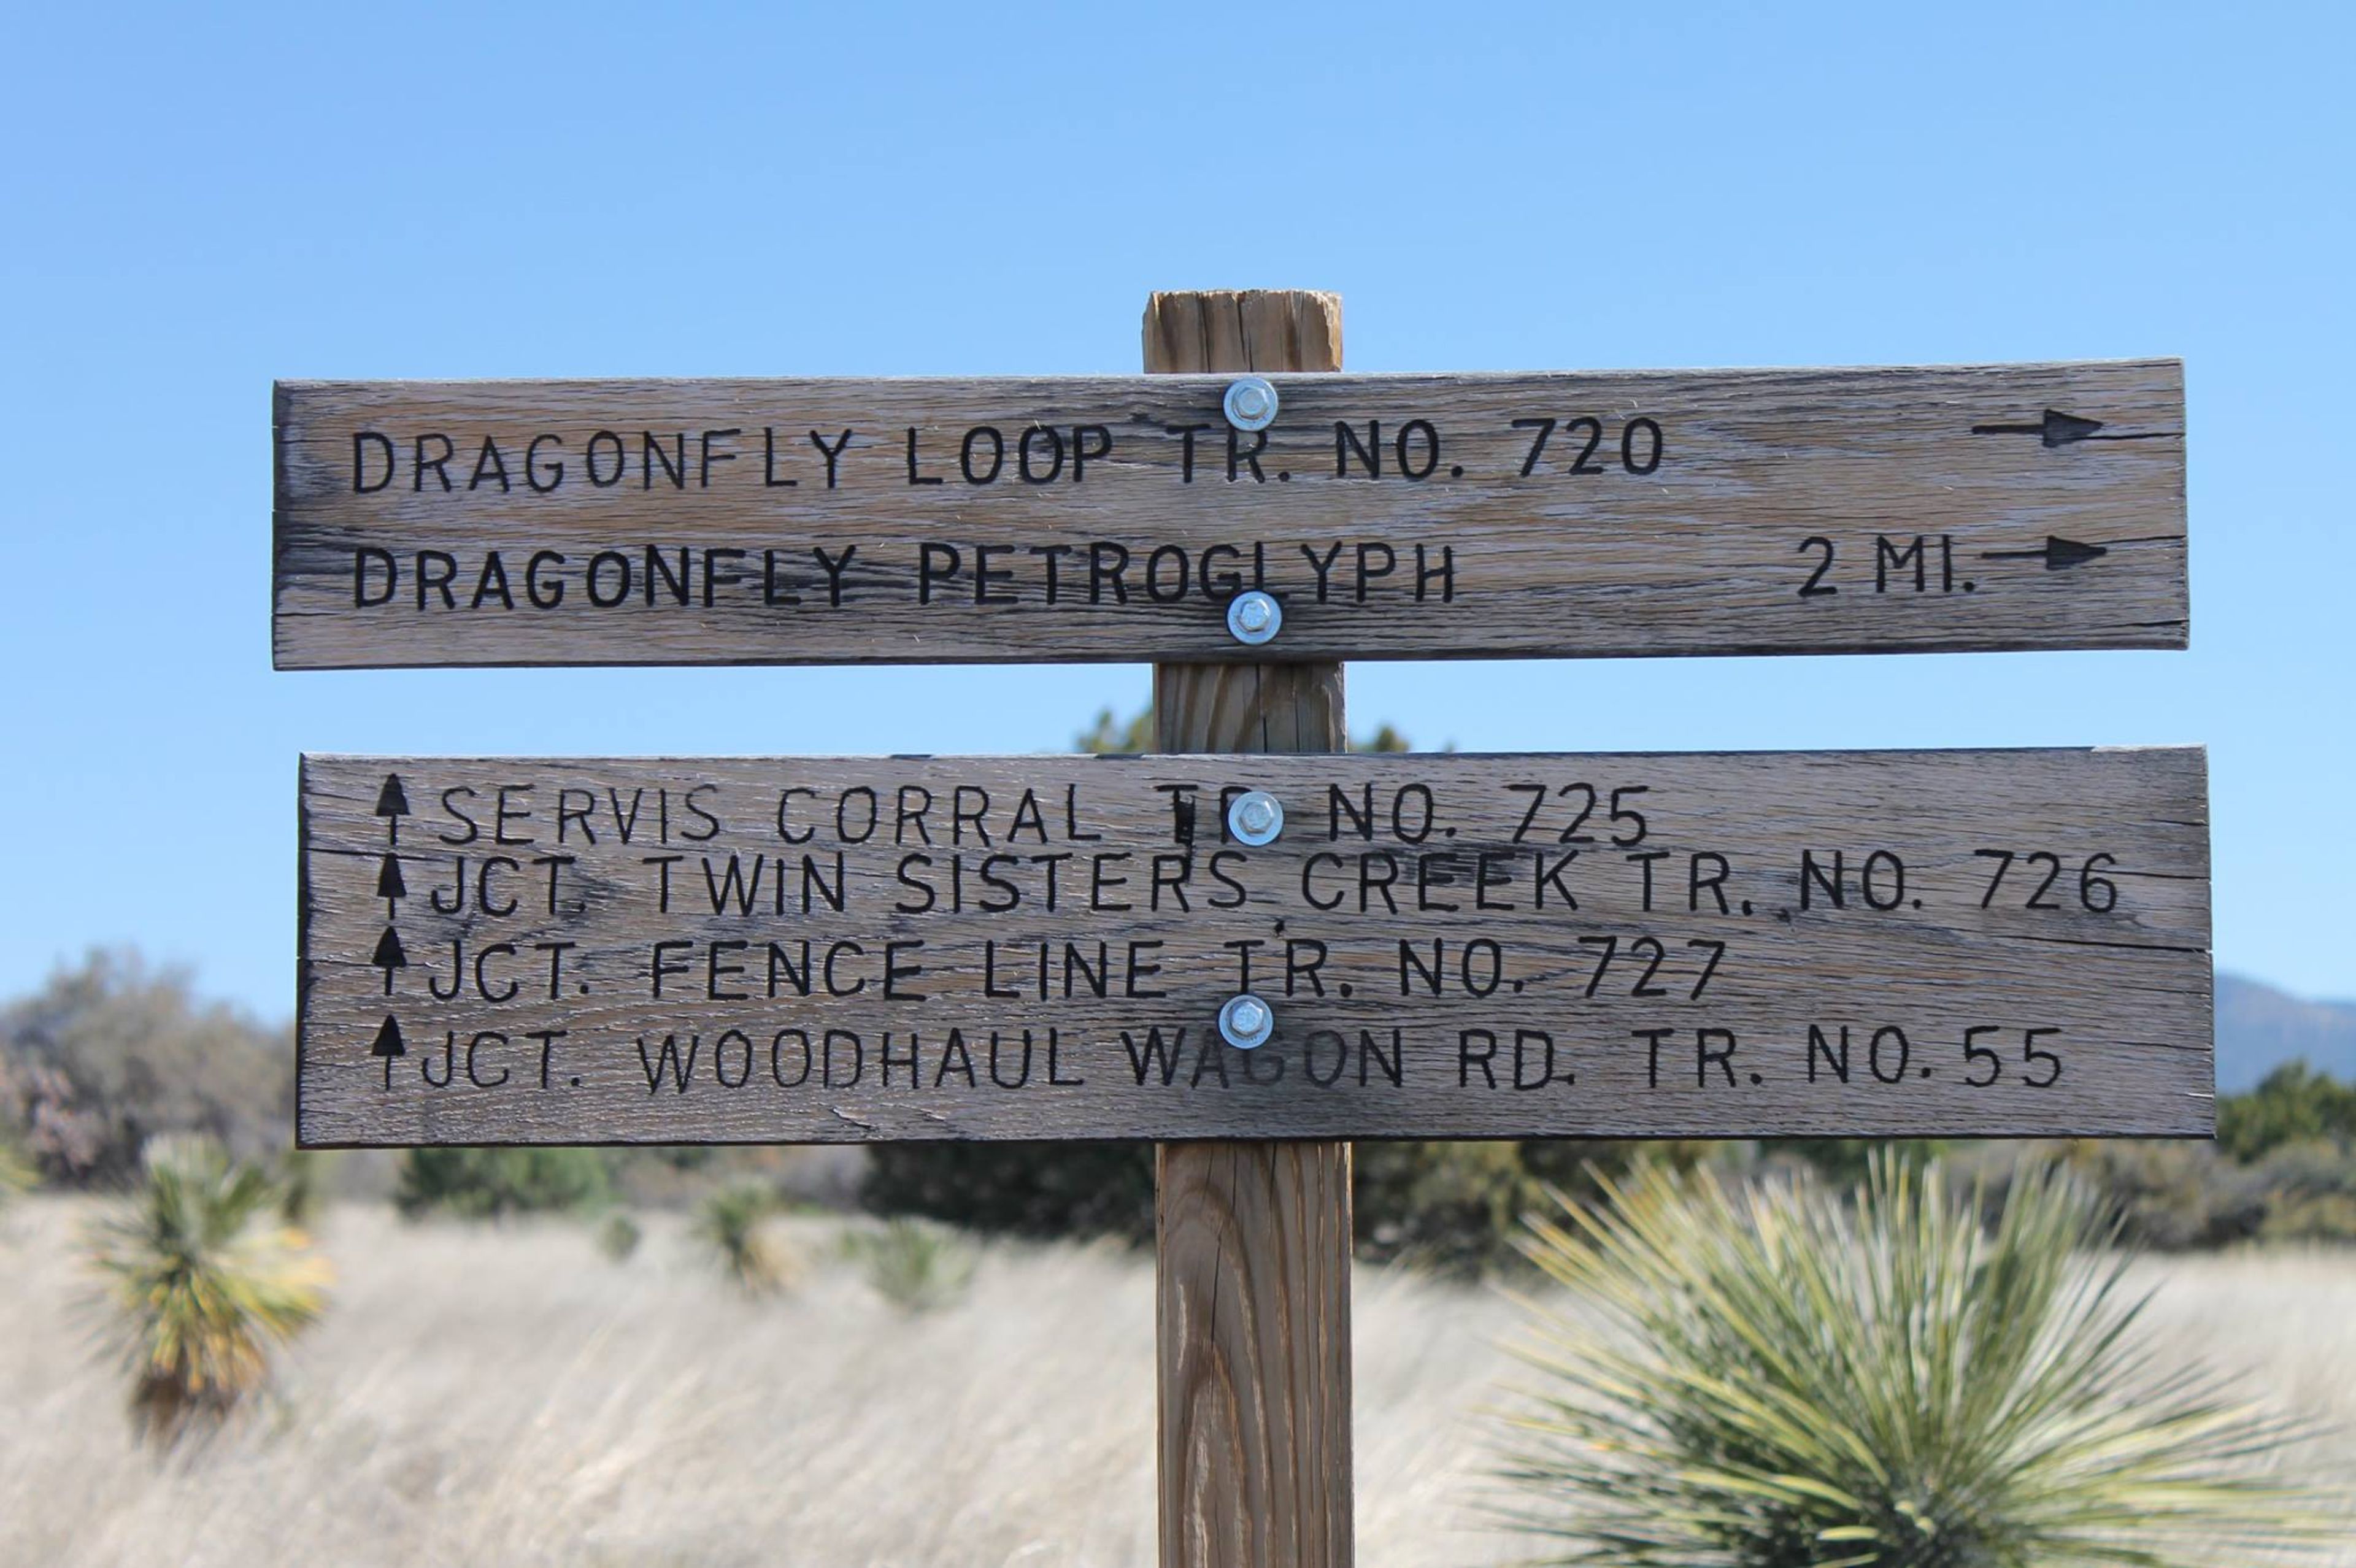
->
<box><xmin>274</xmin><ymin>289</ymin><xmax>2207</xmax><ymax>1568</ymax></box>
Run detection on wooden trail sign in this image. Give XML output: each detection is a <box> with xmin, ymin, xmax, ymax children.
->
<box><xmin>276</xmin><ymin>285</ymin><xmax>2209</xmax><ymax>1568</ymax></box>
<box><xmin>296</xmin><ymin>747</ymin><xmax>2211</xmax><ymax>1148</ymax></box>
<box><xmin>272</xmin><ymin>359</ymin><xmax>2186</xmax><ymax>668</ymax></box>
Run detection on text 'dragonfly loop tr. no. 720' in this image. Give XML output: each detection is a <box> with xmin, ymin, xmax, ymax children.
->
<box><xmin>272</xmin><ymin>361</ymin><xmax>2186</xmax><ymax>667</ymax></box>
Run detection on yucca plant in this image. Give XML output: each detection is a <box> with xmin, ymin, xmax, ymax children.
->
<box><xmin>693</xmin><ymin>1182</ymin><xmax>790</xmax><ymax>1297</ymax></box>
<box><xmin>854</xmin><ymin>1218</ymin><xmax>976</xmax><ymax>1313</ymax></box>
<box><xmin>1494</xmin><ymin>1155</ymin><xmax>2330</xmax><ymax>1566</ymax></box>
<box><xmin>86</xmin><ymin>1136</ymin><xmax>330</xmax><ymax>1445</ymax></box>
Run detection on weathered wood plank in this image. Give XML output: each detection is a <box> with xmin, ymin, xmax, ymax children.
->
<box><xmin>294</xmin><ymin>747</ymin><xmax>2213</xmax><ymax>1145</ymax></box>
<box><xmin>1147</xmin><ymin>286</ymin><xmax>1353</xmax><ymax>1568</ymax></box>
<box><xmin>1156</xmin><ymin>1139</ymin><xmax>1352</xmax><ymax>1568</ymax></box>
<box><xmin>272</xmin><ymin>359</ymin><xmax>2187</xmax><ymax>666</ymax></box>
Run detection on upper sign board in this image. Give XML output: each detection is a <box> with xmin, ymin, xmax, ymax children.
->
<box><xmin>274</xmin><ymin>361</ymin><xmax>2186</xmax><ymax>667</ymax></box>
<box><xmin>297</xmin><ymin>747</ymin><xmax>2210</xmax><ymax>1146</ymax></box>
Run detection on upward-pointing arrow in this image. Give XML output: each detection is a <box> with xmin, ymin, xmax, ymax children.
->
<box><xmin>371</xmin><ymin>927</ymin><xmax>408</xmax><ymax>994</ymax></box>
<box><xmin>376</xmin><ymin>853</ymin><xmax>407</xmax><ymax>907</ymax></box>
<box><xmin>374</xmin><ymin>775</ymin><xmax>411</xmax><ymax>845</ymax></box>
<box><xmin>370</xmin><ymin>1015</ymin><xmax>407</xmax><ymax>1090</ymax></box>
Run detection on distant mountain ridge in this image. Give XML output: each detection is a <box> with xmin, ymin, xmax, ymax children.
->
<box><xmin>2219</xmin><ymin>973</ymin><xmax>2356</xmax><ymax>1092</ymax></box>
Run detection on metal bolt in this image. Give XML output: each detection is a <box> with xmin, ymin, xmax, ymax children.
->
<box><xmin>1223</xmin><ymin>375</ymin><xmax>1279</xmax><ymax>431</ymax></box>
<box><xmin>1228</xmin><ymin>790</ymin><xmax>1284</xmax><ymax>847</ymax></box>
<box><xmin>1226</xmin><ymin>590</ymin><xmax>1282</xmax><ymax>646</ymax></box>
<box><xmin>1218</xmin><ymin>993</ymin><xmax>1275</xmax><ymax>1051</ymax></box>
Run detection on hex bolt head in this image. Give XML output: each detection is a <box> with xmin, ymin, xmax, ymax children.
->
<box><xmin>1226</xmin><ymin>590</ymin><xmax>1283</xmax><ymax>646</ymax></box>
<box><xmin>1228</xmin><ymin>790</ymin><xmax>1284</xmax><ymax>847</ymax></box>
<box><xmin>1223</xmin><ymin>375</ymin><xmax>1279</xmax><ymax>432</ymax></box>
<box><xmin>1218</xmin><ymin>993</ymin><xmax>1275</xmax><ymax>1051</ymax></box>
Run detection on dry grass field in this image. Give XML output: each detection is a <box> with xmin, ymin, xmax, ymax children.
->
<box><xmin>2</xmin><ymin>1196</ymin><xmax>2352</xmax><ymax>1567</ymax></box>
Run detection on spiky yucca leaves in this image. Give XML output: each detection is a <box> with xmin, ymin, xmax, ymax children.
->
<box><xmin>1495</xmin><ymin>1156</ymin><xmax>2328</xmax><ymax>1567</ymax></box>
<box><xmin>87</xmin><ymin>1136</ymin><xmax>330</xmax><ymax>1445</ymax></box>
<box><xmin>694</xmin><ymin>1182</ymin><xmax>791</xmax><ymax>1297</ymax></box>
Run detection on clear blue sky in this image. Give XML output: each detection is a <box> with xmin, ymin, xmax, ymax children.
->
<box><xmin>2</xmin><ymin>2</ymin><xmax>2347</xmax><ymax>1017</ymax></box>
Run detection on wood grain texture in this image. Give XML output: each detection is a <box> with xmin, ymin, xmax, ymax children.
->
<box><xmin>1156</xmin><ymin>1137</ymin><xmax>1352</xmax><ymax>1568</ymax></box>
<box><xmin>1146</xmin><ymin>286</ymin><xmax>1352</xmax><ymax>1568</ymax></box>
<box><xmin>295</xmin><ymin>746</ymin><xmax>2215</xmax><ymax>1147</ymax></box>
<box><xmin>272</xmin><ymin>359</ymin><xmax>2188</xmax><ymax>667</ymax></box>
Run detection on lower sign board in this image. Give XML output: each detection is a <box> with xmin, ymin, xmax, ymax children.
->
<box><xmin>296</xmin><ymin>748</ymin><xmax>2210</xmax><ymax>1145</ymax></box>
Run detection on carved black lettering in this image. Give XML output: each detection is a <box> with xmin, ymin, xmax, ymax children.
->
<box><xmin>960</xmin><ymin>426</ymin><xmax>1004</xmax><ymax>484</ymax></box>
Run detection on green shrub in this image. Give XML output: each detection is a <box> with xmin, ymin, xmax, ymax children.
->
<box><xmin>2262</xmin><ymin>1188</ymin><xmax>2356</xmax><ymax>1243</ymax></box>
<box><xmin>595</xmin><ymin>1210</ymin><xmax>643</xmax><ymax>1263</ymax></box>
<box><xmin>867</xmin><ymin>1138</ymin><xmax>1707</xmax><ymax>1274</ymax></box>
<box><xmin>1517</xmin><ymin>1139</ymin><xmax>1719</xmax><ymax>1207</ymax></box>
<box><xmin>1355</xmin><ymin>1142</ymin><xmax>1543</xmax><ymax>1274</ymax></box>
<box><xmin>1</xmin><ymin>950</ymin><xmax>290</xmax><ymax>1185</ymax></box>
<box><xmin>864</xmin><ymin>1142</ymin><xmax>1157</xmax><ymax>1242</ymax></box>
<box><xmin>2219</xmin><ymin>1062</ymin><xmax>2356</xmax><ymax>1163</ymax></box>
<box><xmin>86</xmin><ymin>1137</ymin><xmax>330</xmax><ymax>1446</ymax></box>
<box><xmin>2057</xmin><ymin>1139</ymin><xmax>2268</xmax><ymax>1250</ymax></box>
<box><xmin>1355</xmin><ymin>1140</ymin><xmax>1723</xmax><ymax>1277</ymax></box>
<box><xmin>853</xmin><ymin>1218</ymin><xmax>976</xmax><ymax>1312</ymax></box>
<box><xmin>274</xmin><ymin>1148</ymin><xmax>339</xmax><ymax>1228</ymax></box>
<box><xmin>1075</xmin><ymin>705</ymin><xmax>1154</xmax><ymax>754</ymax></box>
<box><xmin>0</xmin><ymin>1136</ymin><xmax>34</xmax><ymax>1205</ymax></box>
<box><xmin>2249</xmin><ymin>1139</ymin><xmax>2356</xmax><ymax>1242</ymax></box>
<box><xmin>1494</xmin><ymin>1156</ymin><xmax>2324</xmax><ymax>1566</ymax></box>
<box><xmin>866</xmin><ymin>1064</ymin><xmax>2356</xmax><ymax>1264</ymax></box>
<box><xmin>1992</xmin><ymin>1132</ymin><xmax>2356</xmax><ymax>1251</ymax></box>
<box><xmin>393</xmin><ymin>1148</ymin><xmax>613</xmax><ymax>1220</ymax></box>
<box><xmin>1076</xmin><ymin>704</ymin><xmax>1419</xmax><ymax>756</ymax></box>
<box><xmin>1756</xmin><ymin>1138</ymin><xmax>1945</xmax><ymax>1187</ymax></box>
<box><xmin>694</xmin><ymin>1183</ymin><xmax>790</xmax><ymax>1296</ymax></box>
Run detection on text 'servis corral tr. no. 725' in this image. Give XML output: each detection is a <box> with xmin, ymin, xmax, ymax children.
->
<box><xmin>273</xmin><ymin>290</ymin><xmax>2202</xmax><ymax>1568</ymax></box>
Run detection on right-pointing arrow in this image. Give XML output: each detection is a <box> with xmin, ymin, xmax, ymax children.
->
<box><xmin>1970</xmin><ymin>408</ymin><xmax>2172</xmax><ymax>448</ymax></box>
<box><xmin>2039</xmin><ymin>409</ymin><xmax>2106</xmax><ymax>447</ymax></box>
<box><xmin>370</xmin><ymin>1015</ymin><xmax>406</xmax><ymax>1090</ymax></box>
<box><xmin>1980</xmin><ymin>536</ymin><xmax>2112</xmax><ymax>571</ymax></box>
<box><xmin>1971</xmin><ymin>408</ymin><xmax>2108</xmax><ymax>447</ymax></box>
